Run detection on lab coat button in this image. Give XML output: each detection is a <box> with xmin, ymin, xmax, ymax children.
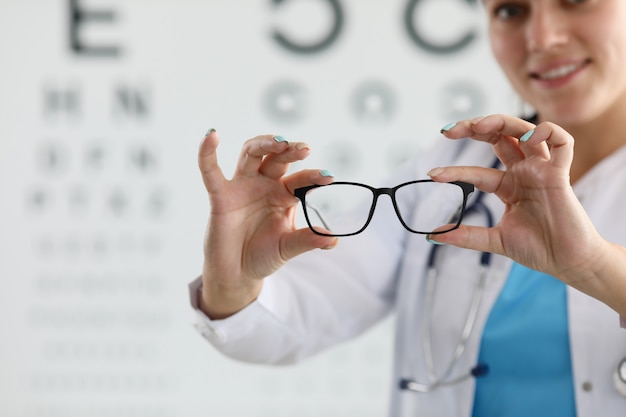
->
<box><xmin>195</xmin><ymin>324</ymin><xmax>225</xmax><ymax>344</ymax></box>
<box><xmin>201</xmin><ymin>326</ymin><xmax>214</xmax><ymax>336</ymax></box>
<box><xmin>582</xmin><ymin>381</ymin><xmax>593</xmax><ymax>392</ymax></box>
<box><xmin>194</xmin><ymin>322</ymin><xmax>214</xmax><ymax>338</ymax></box>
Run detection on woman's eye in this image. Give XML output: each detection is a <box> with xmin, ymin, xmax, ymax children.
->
<box><xmin>493</xmin><ymin>5</ymin><xmax>524</xmax><ymax>20</ymax></box>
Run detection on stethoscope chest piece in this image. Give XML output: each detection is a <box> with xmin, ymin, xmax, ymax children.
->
<box><xmin>614</xmin><ymin>357</ymin><xmax>626</xmax><ymax>397</ymax></box>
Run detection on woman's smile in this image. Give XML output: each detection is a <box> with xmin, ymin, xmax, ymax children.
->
<box><xmin>529</xmin><ymin>58</ymin><xmax>591</xmax><ymax>89</ymax></box>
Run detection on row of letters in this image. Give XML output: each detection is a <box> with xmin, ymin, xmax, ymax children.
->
<box><xmin>70</xmin><ymin>0</ymin><xmax>479</xmax><ymax>57</ymax></box>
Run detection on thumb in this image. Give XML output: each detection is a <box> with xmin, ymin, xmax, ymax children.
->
<box><xmin>427</xmin><ymin>224</ymin><xmax>502</xmax><ymax>255</ymax></box>
<box><xmin>280</xmin><ymin>229</ymin><xmax>339</xmax><ymax>261</ymax></box>
<box><xmin>198</xmin><ymin>129</ymin><xmax>227</xmax><ymax>193</ymax></box>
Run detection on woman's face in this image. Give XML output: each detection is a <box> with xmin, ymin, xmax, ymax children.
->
<box><xmin>485</xmin><ymin>0</ymin><xmax>626</xmax><ymax>125</ymax></box>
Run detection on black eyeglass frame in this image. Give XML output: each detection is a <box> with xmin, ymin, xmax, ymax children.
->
<box><xmin>294</xmin><ymin>180</ymin><xmax>475</xmax><ymax>237</ymax></box>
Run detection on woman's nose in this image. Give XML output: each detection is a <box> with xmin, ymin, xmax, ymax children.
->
<box><xmin>525</xmin><ymin>8</ymin><xmax>569</xmax><ymax>52</ymax></box>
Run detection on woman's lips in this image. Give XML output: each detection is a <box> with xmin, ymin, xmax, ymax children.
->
<box><xmin>529</xmin><ymin>59</ymin><xmax>591</xmax><ymax>88</ymax></box>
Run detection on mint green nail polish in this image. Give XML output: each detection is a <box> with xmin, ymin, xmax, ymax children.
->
<box><xmin>520</xmin><ymin>129</ymin><xmax>535</xmax><ymax>142</ymax></box>
<box><xmin>320</xmin><ymin>169</ymin><xmax>335</xmax><ymax>177</ymax></box>
<box><xmin>274</xmin><ymin>135</ymin><xmax>289</xmax><ymax>143</ymax></box>
<box><xmin>440</xmin><ymin>122</ymin><xmax>457</xmax><ymax>133</ymax></box>
<box><xmin>426</xmin><ymin>235</ymin><xmax>446</xmax><ymax>246</ymax></box>
<box><xmin>205</xmin><ymin>128</ymin><xmax>216</xmax><ymax>136</ymax></box>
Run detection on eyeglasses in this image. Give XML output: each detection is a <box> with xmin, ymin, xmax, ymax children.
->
<box><xmin>294</xmin><ymin>180</ymin><xmax>474</xmax><ymax>237</ymax></box>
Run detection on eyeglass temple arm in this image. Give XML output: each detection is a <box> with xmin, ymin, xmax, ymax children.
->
<box><xmin>447</xmin><ymin>204</ymin><xmax>464</xmax><ymax>225</ymax></box>
<box><xmin>305</xmin><ymin>202</ymin><xmax>332</xmax><ymax>232</ymax></box>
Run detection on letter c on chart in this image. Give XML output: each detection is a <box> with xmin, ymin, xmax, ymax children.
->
<box><xmin>271</xmin><ymin>0</ymin><xmax>344</xmax><ymax>54</ymax></box>
<box><xmin>404</xmin><ymin>0</ymin><xmax>478</xmax><ymax>55</ymax></box>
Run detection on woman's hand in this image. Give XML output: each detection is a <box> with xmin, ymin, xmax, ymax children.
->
<box><xmin>429</xmin><ymin>114</ymin><xmax>610</xmax><ymax>289</ymax></box>
<box><xmin>198</xmin><ymin>130</ymin><xmax>338</xmax><ymax>319</ymax></box>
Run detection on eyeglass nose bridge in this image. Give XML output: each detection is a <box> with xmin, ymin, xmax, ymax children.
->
<box><xmin>372</xmin><ymin>187</ymin><xmax>395</xmax><ymax>204</ymax></box>
<box><xmin>367</xmin><ymin>186</ymin><xmax>402</xmax><ymax>224</ymax></box>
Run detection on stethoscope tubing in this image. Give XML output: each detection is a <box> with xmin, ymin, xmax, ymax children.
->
<box><xmin>404</xmin><ymin>194</ymin><xmax>492</xmax><ymax>393</ymax></box>
<box><xmin>401</xmin><ymin>157</ymin><xmax>497</xmax><ymax>393</ymax></box>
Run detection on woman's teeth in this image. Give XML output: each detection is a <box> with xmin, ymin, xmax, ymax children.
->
<box><xmin>536</xmin><ymin>63</ymin><xmax>582</xmax><ymax>80</ymax></box>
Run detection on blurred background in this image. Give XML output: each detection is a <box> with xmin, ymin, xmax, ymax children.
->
<box><xmin>0</xmin><ymin>0</ymin><xmax>515</xmax><ymax>415</ymax></box>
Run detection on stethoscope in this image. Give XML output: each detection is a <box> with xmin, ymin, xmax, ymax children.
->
<box><xmin>399</xmin><ymin>174</ymin><xmax>493</xmax><ymax>393</ymax></box>
<box><xmin>615</xmin><ymin>358</ymin><xmax>626</xmax><ymax>397</ymax></box>
<box><xmin>398</xmin><ymin>157</ymin><xmax>626</xmax><ymax>397</ymax></box>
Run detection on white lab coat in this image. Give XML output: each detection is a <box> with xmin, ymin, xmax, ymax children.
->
<box><xmin>190</xmin><ymin>138</ymin><xmax>626</xmax><ymax>416</ymax></box>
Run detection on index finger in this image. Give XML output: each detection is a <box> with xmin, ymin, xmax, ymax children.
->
<box><xmin>235</xmin><ymin>134</ymin><xmax>291</xmax><ymax>177</ymax></box>
<box><xmin>470</xmin><ymin>114</ymin><xmax>537</xmax><ymax>142</ymax></box>
<box><xmin>442</xmin><ymin>114</ymin><xmax>539</xmax><ymax>168</ymax></box>
<box><xmin>443</xmin><ymin>114</ymin><xmax>535</xmax><ymax>142</ymax></box>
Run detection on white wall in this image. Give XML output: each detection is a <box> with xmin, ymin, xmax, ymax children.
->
<box><xmin>0</xmin><ymin>0</ymin><xmax>515</xmax><ymax>415</ymax></box>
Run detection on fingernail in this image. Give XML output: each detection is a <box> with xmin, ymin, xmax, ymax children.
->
<box><xmin>295</xmin><ymin>142</ymin><xmax>311</xmax><ymax>150</ymax></box>
<box><xmin>320</xmin><ymin>169</ymin><xmax>335</xmax><ymax>178</ymax></box>
<box><xmin>426</xmin><ymin>235</ymin><xmax>446</xmax><ymax>246</ymax></box>
<box><xmin>427</xmin><ymin>167</ymin><xmax>445</xmax><ymax>178</ymax></box>
<box><xmin>274</xmin><ymin>135</ymin><xmax>289</xmax><ymax>144</ymax></box>
<box><xmin>205</xmin><ymin>128</ymin><xmax>217</xmax><ymax>136</ymax></box>
<box><xmin>322</xmin><ymin>238</ymin><xmax>339</xmax><ymax>250</ymax></box>
<box><xmin>520</xmin><ymin>129</ymin><xmax>535</xmax><ymax>142</ymax></box>
<box><xmin>440</xmin><ymin>122</ymin><xmax>457</xmax><ymax>133</ymax></box>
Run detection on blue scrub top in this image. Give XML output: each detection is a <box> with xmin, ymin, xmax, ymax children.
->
<box><xmin>471</xmin><ymin>262</ymin><xmax>577</xmax><ymax>417</ymax></box>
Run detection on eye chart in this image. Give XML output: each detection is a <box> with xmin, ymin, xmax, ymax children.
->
<box><xmin>0</xmin><ymin>0</ymin><xmax>513</xmax><ymax>416</ymax></box>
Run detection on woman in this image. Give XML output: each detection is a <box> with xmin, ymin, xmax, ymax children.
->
<box><xmin>190</xmin><ymin>0</ymin><xmax>626</xmax><ymax>415</ymax></box>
